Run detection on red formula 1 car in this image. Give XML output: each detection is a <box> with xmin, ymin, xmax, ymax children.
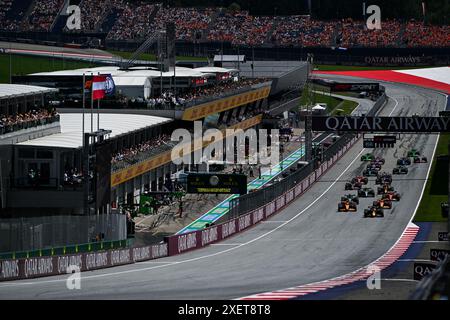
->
<box><xmin>345</xmin><ymin>181</ymin><xmax>363</xmax><ymax>191</ymax></box>
<box><xmin>351</xmin><ymin>176</ymin><xmax>369</xmax><ymax>185</ymax></box>
<box><xmin>373</xmin><ymin>199</ymin><xmax>393</xmax><ymax>210</ymax></box>
<box><xmin>414</xmin><ymin>156</ymin><xmax>428</xmax><ymax>164</ymax></box>
<box><xmin>376</xmin><ymin>173</ymin><xmax>392</xmax><ymax>185</ymax></box>
<box><xmin>382</xmin><ymin>191</ymin><xmax>401</xmax><ymax>202</ymax></box>
<box><xmin>377</xmin><ymin>183</ymin><xmax>395</xmax><ymax>195</ymax></box>
<box><xmin>338</xmin><ymin>199</ymin><xmax>358</xmax><ymax>212</ymax></box>
<box><xmin>364</xmin><ymin>206</ymin><xmax>385</xmax><ymax>218</ymax></box>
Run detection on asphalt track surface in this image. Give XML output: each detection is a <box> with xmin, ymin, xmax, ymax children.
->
<box><xmin>0</xmin><ymin>79</ymin><xmax>446</xmax><ymax>300</ymax></box>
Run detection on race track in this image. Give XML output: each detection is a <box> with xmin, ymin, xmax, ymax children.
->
<box><xmin>0</xmin><ymin>79</ymin><xmax>446</xmax><ymax>300</ymax></box>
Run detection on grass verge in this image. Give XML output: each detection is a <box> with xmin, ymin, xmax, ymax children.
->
<box><xmin>414</xmin><ymin>133</ymin><xmax>449</xmax><ymax>222</ymax></box>
<box><xmin>0</xmin><ymin>53</ymin><xmax>95</xmax><ymax>83</ymax></box>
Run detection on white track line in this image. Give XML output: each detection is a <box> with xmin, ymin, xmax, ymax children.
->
<box><xmin>0</xmin><ymin>91</ymin><xmax>443</xmax><ymax>294</ymax></box>
<box><xmin>0</xmin><ymin>137</ymin><xmax>367</xmax><ymax>288</ymax></box>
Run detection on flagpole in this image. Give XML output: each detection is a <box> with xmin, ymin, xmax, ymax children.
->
<box><xmin>97</xmin><ymin>73</ymin><xmax>100</xmax><ymax>131</ymax></box>
<box><xmin>91</xmin><ymin>72</ymin><xmax>94</xmax><ymax>133</ymax></box>
<box><xmin>82</xmin><ymin>73</ymin><xmax>85</xmax><ymax>148</ymax></box>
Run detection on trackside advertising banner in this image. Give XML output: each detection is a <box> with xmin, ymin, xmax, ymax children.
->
<box><xmin>0</xmin><ymin>135</ymin><xmax>360</xmax><ymax>281</ymax></box>
<box><xmin>312</xmin><ymin>116</ymin><xmax>450</xmax><ymax>133</ymax></box>
<box><xmin>0</xmin><ymin>243</ymin><xmax>168</xmax><ymax>281</ymax></box>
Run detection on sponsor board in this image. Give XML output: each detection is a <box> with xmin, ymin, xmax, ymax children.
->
<box><xmin>438</xmin><ymin>232</ymin><xmax>449</xmax><ymax>242</ymax></box>
<box><xmin>312</xmin><ymin>116</ymin><xmax>450</xmax><ymax>133</ymax></box>
<box><xmin>222</xmin><ymin>220</ymin><xmax>237</xmax><ymax>239</ymax></box>
<box><xmin>0</xmin><ymin>243</ymin><xmax>168</xmax><ymax>282</ymax></box>
<box><xmin>182</xmin><ymin>86</ymin><xmax>271</xmax><ymax>121</ymax></box>
<box><xmin>201</xmin><ymin>227</ymin><xmax>219</xmax><ymax>247</ymax></box>
<box><xmin>413</xmin><ymin>262</ymin><xmax>437</xmax><ymax>281</ymax></box>
<box><xmin>430</xmin><ymin>249</ymin><xmax>450</xmax><ymax>262</ymax></box>
<box><xmin>111</xmin><ymin>115</ymin><xmax>263</xmax><ymax>187</ymax></box>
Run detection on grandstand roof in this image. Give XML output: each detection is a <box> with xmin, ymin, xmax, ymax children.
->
<box><xmin>194</xmin><ymin>67</ymin><xmax>239</xmax><ymax>74</ymax></box>
<box><xmin>0</xmin><ymin>84</ymin><xmax>58</xmax><ymax>100</ymax></box>
<box><xmin>31</xmin><ymin>66</ymin><xmax>209</xmax><ymax>79</ymax></box>
<box><xmin>18</xmin><ymin>113</ymin><xmax>172</xmax><ymax>149</ymax></box>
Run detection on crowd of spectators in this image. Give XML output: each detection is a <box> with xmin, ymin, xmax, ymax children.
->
<box><xmin>0</xmin><ymin>108</ymin><xmax>59</xmax><ymax>135</ymax></box>
<box><xmin>112</xmin><ymin>134</ymin><xmax>171</xmax><ymax>165</ymax></box>
<box><xmin>271</xmin><ymin>16</ymin><xmax>335</xmax><ymax>47</ymax></box>
<box><xmin>78</xmin><ymin>0</ymin><xmax>109</xmax><ymax>32</ymax></box>
<box><xmin>146</xmin><ymin>78</ymin><xmax>268</xmax><ymax>110</ymax></box>
<box><xmin>107</xmin><ymin>1</ymin><xmax>157</xmax><ymax>40</ymax></box>
<box><xmin>404</xmin><ymin>21</ymin><xmax>450</xmax><ymax>47</ymax></box>
<box><xmin>207</xmin><ymin>11</ymin><xmax>274</xmax><ymax>46</ymax></box>
<box><xmin>25</xmin><ymin>0</ymin><xmax>64</xmax><ymax>31</ymax></box>
<box><xmin>0</xmin><ymin>0</ymin><xmax>448</xmax><ymax>48</ymax></box>
<box><xmin>0</xmin><ymin>0</ymin><xmax>13</xmax><ymax>30</ymax></box>
<box><xmin>152</xmin><ymin>7</ymin><xmax>215</xmax><ymax>41</ymax></box>
<box><xmin>340</xmin><ymin>18</ymin><xmax>403</xmax><ymax>48</ymax></box>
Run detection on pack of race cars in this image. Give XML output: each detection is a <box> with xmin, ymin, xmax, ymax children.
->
<box><xmin>339</xmin><ymin>149</ymin><xmax>426</xmax><ymax>218</ymax></box>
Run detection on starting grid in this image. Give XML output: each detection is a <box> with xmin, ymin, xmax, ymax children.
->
<box><xmin>176</xmin><ymin>146</ymin><xmax>307</xmax><ymax>234</ymax></box>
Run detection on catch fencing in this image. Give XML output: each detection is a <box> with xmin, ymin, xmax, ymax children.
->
<box><xmin>0</xmin><ymin>214</ymin><xmax>127</xmax><ymax>253</ymax></box>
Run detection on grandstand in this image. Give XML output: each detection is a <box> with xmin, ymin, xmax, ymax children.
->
<box><xmin>0</xmin><ymin>1</ymin><xmax>448</xmax><ymax>49</ymax></box>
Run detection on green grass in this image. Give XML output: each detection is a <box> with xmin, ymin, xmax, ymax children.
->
<box><xmin>0</xmin><ymin>53</ymin><xmax>95</xmax><ymax>83</ymax></box>
<box><xmin>414</xmin><ymin>133</ymin><xmax>449</xmax><ymax>222</ymax></box>
<box><xmin>300</xmin><ymin>92</ymin><xmax>341</xmax><ymax>112</ymax></box>
<box><xmin>332</xmin><ymin>99</ymin><xmax>359</xmax><ymax>116</ymax></box>
<box><xmin>110</xmin><ymin>50</ymin><xmax>207</xmax><ymax>62</ymax></box>
<box><xmin>300</xmin><ymin>91</ymin><xmax>358</xmax><ymax>115</ymax></box>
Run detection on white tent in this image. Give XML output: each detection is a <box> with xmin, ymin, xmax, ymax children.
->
<box><xmin>312</xmin><ymin>105</ymin><xmax>326</xmax><ymax>111</ymax></box>
<box><xmin>113</xmin><ymin>76</ymin><xmax>152</xmax><ymax>99</ymax></box>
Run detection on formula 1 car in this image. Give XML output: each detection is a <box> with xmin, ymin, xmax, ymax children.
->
<box><xmin>351</xmin><ymin>176</ymin><xmax>369</xmax><ymax>185</ymax></box>
<box><xmin>373</xmin><ymin>157</ymin><xmax>385</xmax><ymax>165</ymax></box>
<box><xmin>373</xmin><ymin>199</ymin><xmax>393</xmax><ymax>209</ymax></box>
<box><xmin>408</xmin><ymin>149</ymin><xmax>420</xmax><ymax>158</ymax></box>
<box><xmin>338</xmin><ymin>200</ymin><xmax>358</xmax><ymax>212</ymax></box>
<box><xmin>345</xmin><ymin>181</ymin><xmax>363</xmax><ymax>191</ymax></box>
<box><xmin>341</xmin><ymin>194</ymin><xmax>360</xmax><ymax>205</ymax></box>
<box><xmin>393</xmin><ymin>166</ymin><xmax>409</xmax><ymax>175</ymax></box>
<box><xmin>382</xmin><ymin>191</ymin><xmax>401</xmax><ymax>202</ymax></box>
<box><xmin>364</xmin><ymin>206</ymin><xmax>385</xmax><ymax>218</ymax></box>
<box><xmin>361</xmin><ymin>153</ymin><xmax>374</xmax><ymax>162</ymax></box>
<box><xmin>358</xmin><ymin>188</ymin><xmax>376</xmax><ymax>198</ymax></box>
<box><xmin>376</xmin><ymin>173</ymin><xmax>392</xmax><ymax>185</ymax></box>
<box><xmin>397</xmin><ymin>158</ymin><xmax>412</xmax><ymax>166</ymax></box>
<box><xmin>377</xmin><ymin>184</ymin><xmax>395</xmax><ymax>195</ymax></box>
<box><xmin>366</xmin><ymin>163</ymin><xmax>381</xmax><ymax>172</ymax></box>
<box><xmin>414</xmin><ymin>156</ymin><xmax>428</xmax><ymax>163</ymax></box>
<box><xmin>363</xmin><ymin>168</ymin><xmax>378</xmax><ymax>177</ymax></box>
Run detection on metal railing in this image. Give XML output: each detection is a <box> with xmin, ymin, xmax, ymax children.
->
<box><xmin>0</xmin><ymin>114</ymin><xmax>60</xmax><ymax>135</ymax></box>
<box><xmin>226</xmin><ymin>133</ymin><xmax>356</xmax><ymax>220</ymax></box>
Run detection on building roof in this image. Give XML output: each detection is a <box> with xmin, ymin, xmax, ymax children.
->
<box><xmin>0</xmin><ymin>84</ymin><xmax>58</xmax><ymax>100</ymax></box>
<box><xmin>194</xmin><ymin>66</ymin><xmax>239</xmax><ymax>74</ymax></box>
<box><xmin>18</xmin><ymin>113</ymin><xmax>173</xmax><ymax>149</ymax></box>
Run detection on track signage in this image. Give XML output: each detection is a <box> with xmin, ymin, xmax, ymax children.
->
<box><xmin>413</xmin><ymin>262</ymin><xmax>436</xmax><ymax>281</ymax></box>
<box><xmin>312</xmin><ymin>116</ymin><xmax>450</xmax><ymax>133</ymax></box>
<box><xmin>187</xmin><ymin>173</ymin><xmax>247</xmax><ymax>195</ymax></box>
<box><xmin>430</xmin><ymin>249</ymin><xmax>450</xmax><ymax>262</ymax></box>
<box><xmin>363</xmin><ymin>135</ymin><xmax>396</xmax><ymax>148</ymax></box>
<box><xmin>331</xmin><ymin>83</ymin><xmax>380</xmax><ymax>92</ymax></box>
<box><xmin>438</xmin><ymin>232</ymin><xmax>449</xmax><ymax>242</ymax></box>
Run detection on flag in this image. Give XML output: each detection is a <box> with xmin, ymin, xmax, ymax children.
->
<box><xmin>92</xmin><ymin>75</ymin><xmax>107</xmax><ymax>100</ymax></box>
<box><xmin>104</xmin><ymin>74</ymin><xmax>116</xmax><ymax>96</ymax></box>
